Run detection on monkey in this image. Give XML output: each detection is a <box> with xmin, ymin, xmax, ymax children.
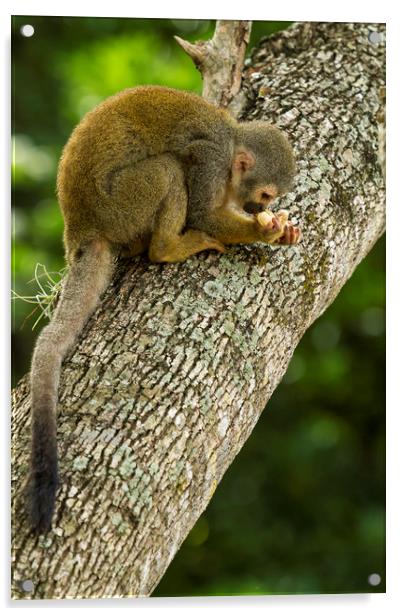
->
<box><xmin>25</xmin><ymin>85</ymin><xmax>300</xmax><ymax>534</ymax></box>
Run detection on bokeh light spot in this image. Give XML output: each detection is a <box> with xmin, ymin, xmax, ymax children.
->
<box><xmin>21</xmin><ymin>579</ymin><xmax>34</xmax><ymax>592</ymax></box>
<box><xmin>21</xmin><ymin>24</ymin><xmax>35</xmax><ymax>38</ymax></box>
<box><xmin>368</xmin><ymin>573</ymin><xmax>381</xmax><ymax>586</ymax></box>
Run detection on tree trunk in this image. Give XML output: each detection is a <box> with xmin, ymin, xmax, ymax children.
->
<box><xmin>11</xmin><ymin>21</ymin><xmax>385</xmax><ymax>599</ymax></box>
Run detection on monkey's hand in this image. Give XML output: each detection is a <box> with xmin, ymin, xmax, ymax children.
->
<box><xmin>275</xmin><ymin>220</ymin><xmax>302</xmax><ymax>245</ymax></box>
<box><xmin>256</xmin><ymin>210</ymin><xmax>301</xmax><ymax>245</ymax></box>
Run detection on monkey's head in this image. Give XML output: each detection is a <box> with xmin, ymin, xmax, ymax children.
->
<box><xmin>232</xmin><ymin>121</ymin><xmax>296</xmax><ymax>214</ymax></box>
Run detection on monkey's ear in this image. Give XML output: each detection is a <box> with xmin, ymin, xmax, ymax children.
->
<box><xmin>233</xmin><ymin>148</ymin><xmax>256</xmax><ymax>174</ymax></box>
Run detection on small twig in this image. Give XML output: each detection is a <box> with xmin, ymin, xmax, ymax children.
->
<box><xmin>174</xmin><ymin>20</ymin><xmax>252</xmax><ymax>111</ymax></box>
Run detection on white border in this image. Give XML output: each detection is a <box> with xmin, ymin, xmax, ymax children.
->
<box><xmin>4</xmin><ymin>1</ymin><xmax>392</xmax><ymax>21</ymax></box>
<box><xmin>2</xmin><ymin>1</ymin><xmax>401</xmax><ymax>614</ymax></box>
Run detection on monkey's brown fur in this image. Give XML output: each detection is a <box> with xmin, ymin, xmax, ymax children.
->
<box><xmin>27</xmin><ymin>86</ymin><xmax>299</xmax><ymax>533</ymax></box>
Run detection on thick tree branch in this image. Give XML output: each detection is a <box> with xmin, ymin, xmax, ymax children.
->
<box><xmin>11</xmin><ymin>22</ymin><xmax>385</xmax><ymax>599</ymax></box>
<box><xmin>175</xmin><ymin>20</ymin><xmax>252</xmax><ymax>109</ymax></box>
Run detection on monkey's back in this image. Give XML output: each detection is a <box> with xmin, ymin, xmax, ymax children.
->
<box><xmin>102</xmin><ymin>86</ymin><xmax>235</xmax><ymax>150</ymax></box>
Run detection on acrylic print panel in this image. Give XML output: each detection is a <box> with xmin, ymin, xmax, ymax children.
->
<box><xmin>11</xmin><ymin>16</ymin><xmax>385</xmax><ymax>599</ymax></box>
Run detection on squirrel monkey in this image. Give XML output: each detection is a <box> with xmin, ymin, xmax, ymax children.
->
<box><xmin>26</xmin><ymin>85</ymin><xmax>300</xmax><ymax>533</ymax></box>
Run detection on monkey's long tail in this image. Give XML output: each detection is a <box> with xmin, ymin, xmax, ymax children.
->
<box><xmin>25</xmin><ymin>239</ymin><xmax>114</xmax><ymax>533</ymax></box>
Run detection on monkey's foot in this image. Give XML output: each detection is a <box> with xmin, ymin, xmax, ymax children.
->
<box><xmin>204</xmin><ymin>235</ymin><xmax>226</xmax><ymax>254</ymax></box>
<box><xmin>275</xmin><ymin>221</ymin><xmax>301</xmax><ymax>245</ymax></box>
<box><xmin>149</xmin><ymin>231</ymin><xmax>225</xmax><ymax>263</ymax></box>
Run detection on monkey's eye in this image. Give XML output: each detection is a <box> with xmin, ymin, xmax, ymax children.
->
<box><xmin>261</xmin><ymin>192</ymin><xmax>273</xmax><ymax>202</ymax></box>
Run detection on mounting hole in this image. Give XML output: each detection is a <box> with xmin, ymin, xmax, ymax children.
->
<box><xmin>20</xmin><ymin>24</ymin><xmax>35</xmax><ymax>38</ymax></box>
<box><xmin>368</xmin><ymin>573</ymin><xmax>381</xmax><ymax>587</ymax></box>
<box><xmin>21</xmin><ymin>579</ymin><xmax>34</xmax><ymax>592</ymax></box>
<box><xmin>368</xmin><ymin>31</ymin><xmax>383</xmax><ymax>45</ymax></box>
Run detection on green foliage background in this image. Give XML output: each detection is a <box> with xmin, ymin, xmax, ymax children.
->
<box><xmin>11</xmin><ymin>16</ymin><xmax>385</xmax><ymax>596</ymax></box>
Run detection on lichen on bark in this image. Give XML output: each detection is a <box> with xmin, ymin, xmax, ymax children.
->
<box><xmin>11</xmin><ymin>21</ymin><xmax>385</xmax><ymax>599</ymax></box>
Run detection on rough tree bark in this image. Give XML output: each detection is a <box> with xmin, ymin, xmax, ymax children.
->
<box><xmin>174</xmin><ymin>20</ymin><xmax>252</xmax><ymax>109</ymax></box>
<box><xmin>11</xmin><ymin>21</ymin><xmax>385</xmax><ymax>599</ymax></box>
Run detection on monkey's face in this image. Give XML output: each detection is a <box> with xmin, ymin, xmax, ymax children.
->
<box><xmin>231</xmin><ymin>142</ymin><xmax>294</xmax><ymax>218</ymax></box>
<box><xmin>224</xmin><ymin>177</ymin><xmax>282</xmax><ymax>227</ymax></box>
<box><xmin>242</xmin><ymin>183</ymin><xmax>279</xmax><ymax>215</ymax></box>
<box><xmin>231</xmin><ymin>177</ymin><xmax>283</xmax><ymax>221</ymax></box>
